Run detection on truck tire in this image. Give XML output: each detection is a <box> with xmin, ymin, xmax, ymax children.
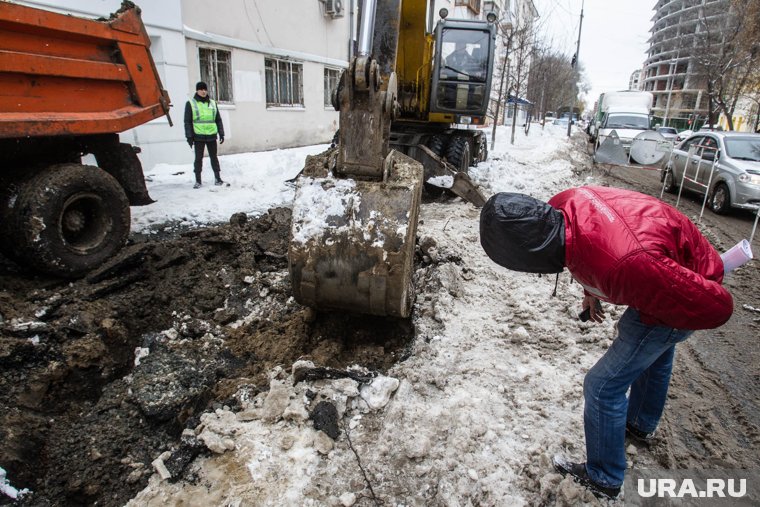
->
<box><xmin>446</xmin><ymin>137</ymin><xmax>472</xmax><ymax>172</ymax></box>
<box><xmin>3</xmin><ymin>164</ymin><xmax>130</xmax><ymax>277</ymax></box>
<box><xmin>474</xmin><ymin>135</ymin><xmax>488</xmax><ymax>165</ymax></box>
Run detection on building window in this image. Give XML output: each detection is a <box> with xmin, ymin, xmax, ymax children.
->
<box><xmin>681</xmin><ymin>93</ymin><xmax>697</xmax><ymax>110</ymax></box>
<box><xmin>324</xmin><ymin>68</ymin><xmax>341</xmax><ymax>107</ymax></box>
<box><xmin>455</xmin><ymin>0</ymin><xmax>481</xmax><ymax>15</ymax></box>
<box><xmin>199</xmin><ymin>47</ymin><xmax>233</xmax><ymax>103</ymax></box>
<box><xmin>265</xmin><ymin>58</ymin><xmax>304</xmax><ymax>107</ymax></box>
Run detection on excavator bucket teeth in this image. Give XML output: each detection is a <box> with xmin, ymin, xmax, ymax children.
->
<box><xmin>289</xmin><ymin>150</ymin><xmax>424</xmax><ymax>318</ymax></box>
<box><xmin>450</xmin><ymin>172</ymin><xmax>486</xmax><ymax>207</ymax></box>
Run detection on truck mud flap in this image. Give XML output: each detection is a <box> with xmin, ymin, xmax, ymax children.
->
<box><xmin>289</xmin><ymin>150</ymin><xmax>423</xmax><ymax>318</ymax></box>
<box><xmin>92</xmin><ymin>138</ymin><xmax>154</xmax><ymax>206</ymax></box>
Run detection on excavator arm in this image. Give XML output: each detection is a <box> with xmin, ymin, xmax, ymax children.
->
<box><xmin>288</xmin><ymin>0</ymin><xmax>424</xmax><ymax>318</ymax></box>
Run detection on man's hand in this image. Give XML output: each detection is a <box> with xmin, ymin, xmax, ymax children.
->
<box><xmin>580</xmin><ymin>295</ymin><xmax>605</xmax><ymax>323</ymax></box>
<box><xmin>187</xmin><ymin>138</ymin><xmax>194</xmax><ymax>148</ymax></box>
<box><xmin>219</xmin><ymin>137</ymin><xmax>225</xmax><ymax>144</ymax></box>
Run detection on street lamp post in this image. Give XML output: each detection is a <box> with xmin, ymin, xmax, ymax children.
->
<box><xmin>491</xmin><ymin>21</ymin><xmax>513</xmax><ymax>149</ymax></box>
<box><xmin>566</xmin><ymin>0</ymin><xmax>584</xmax><ymax>138</ymax></box>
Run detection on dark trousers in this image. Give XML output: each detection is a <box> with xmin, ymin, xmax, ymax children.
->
<box><xmin>193</xmin><ymin>140</ymin><xmax>221</xmax><ymax>183</ymax></box>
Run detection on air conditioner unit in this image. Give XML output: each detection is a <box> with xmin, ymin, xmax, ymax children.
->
<box><xmin>324</xmin><ymin>0</ymin><xmax>344</xmax><ymax>18</ymax></box>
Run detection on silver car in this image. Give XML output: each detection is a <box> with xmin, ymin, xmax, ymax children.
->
<box><xmin>661</xmin><ymin>132</ymin><xmax>760</xmax><ymax>213</ymax></box>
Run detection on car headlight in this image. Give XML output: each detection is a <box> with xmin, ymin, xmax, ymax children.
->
<box><xmin>739</xmin><ymin>173</ymin><xmax>760</xmax><ymax>185</ymax></box>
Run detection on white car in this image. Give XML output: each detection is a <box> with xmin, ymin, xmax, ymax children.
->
<box><xmin>655</xmin><ymin>126</ymin><xmax>678</xmax><ymax>142</ymax></box>
<box><xmin>675</xmin><ymin>129</ymin><xmax>693</xmax><ymax>143</ymax></box>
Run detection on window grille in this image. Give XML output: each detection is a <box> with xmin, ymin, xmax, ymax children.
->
<box><xmin>199</xmin><ymin>47</ymin><xmax>233</xmax><ymax>103</ymax></box>
<box><xmin>265</xmin><ymin>58</ymin><xmax>304</xmax><ymax>107</ymax></box>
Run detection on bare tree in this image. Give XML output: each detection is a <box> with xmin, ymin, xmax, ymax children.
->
<box><xmin>488</xmin><ymin>5</ymin><xmax>547</xmax><ymax>147</ymax></box>
<box><xmin>507</xmin><ymin>18</ymin><xmax>538</xmax><ymax>144</ymax></box>
<box><xmin>526</xmin><ymin>45</ymin><xmax>587</xmax><ymax>124</ymax></box>
<box><xmin>691</xmin><ymin>0</ymin><xmax>760</xmax><ymax>130</ymax></box>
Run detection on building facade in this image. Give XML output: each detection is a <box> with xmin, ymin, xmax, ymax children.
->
<box><xmin>629</xmin><ymin>69</ymin><xmax>642</xmax><ymax>91</ymax></box>
<box><xmin>181</xmin><ymin>0</ymin><xmax>351</xmax><ymax>156</ymax></box>
<box><xmin>642</xmin><ymin>0</ymin><xmax>755</xmax><ymax>131</ymax></box>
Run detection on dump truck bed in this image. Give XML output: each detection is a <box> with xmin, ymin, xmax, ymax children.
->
<box><xmin>0</xmin><ymin>1</ymin><xmax>171</xmax><ymax>138</ymax></box>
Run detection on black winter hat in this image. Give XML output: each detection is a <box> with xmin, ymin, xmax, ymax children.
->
<box><xmin>480</xmin><ymin>192</ymin><xmax>566</xmax><ymax>274</ymax></box>
<box><xmin>196</xmin><ymin>81</ymin><xmax>208</xmax><ymax>91</ymax></box>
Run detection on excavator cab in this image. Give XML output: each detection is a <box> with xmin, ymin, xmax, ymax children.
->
<box><xmin>430</xmin><ymin>21</ymin><xmax>496</xmax><ymax>123</ymax></box>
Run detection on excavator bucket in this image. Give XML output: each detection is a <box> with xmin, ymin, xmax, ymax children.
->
<box><xmin>289</xmin><ymin>149</ymin><xmax>424</xmax><ymax>318</ymax></box>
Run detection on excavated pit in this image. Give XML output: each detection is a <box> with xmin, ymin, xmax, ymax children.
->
<box><xmin>0</xmin><ymin>207</ymin><xmax>415</xmax><ymax>506</ymax></box>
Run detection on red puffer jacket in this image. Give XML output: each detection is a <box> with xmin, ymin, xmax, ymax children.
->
<box><xmin>549</xmin><ymin>186</ymin><xmax>733</xmax><ymax>330</ymax></box>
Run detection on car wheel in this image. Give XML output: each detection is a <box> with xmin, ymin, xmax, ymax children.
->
<box><xmin>662</xmin><ymin>167</ymin><xmax>677</xmax><ymax>194</ymax></box>
<box><xmin>710</xmin><ymin>182</ymin><xmax>731</xmax><ymax>214</ymax></box>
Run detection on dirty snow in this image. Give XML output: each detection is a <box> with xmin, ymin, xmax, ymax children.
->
<box><xmin>0</xmin><ymin>467</ymin><xmax>28</xmax><ymax>500</ymax></box>
<box><xmin>290</xmin><ymin>176</ymin><xmax>359</xmax><ymax>245</ymax></box>
<box><xmin>132</xmin><ymin>145</ymin><xmax>329</xmax><ymax>232</ymax></box>
<box><xmin>124</xmin><ymin>124</ymin><xmax>627</xmax><ymax>505</ymax></box>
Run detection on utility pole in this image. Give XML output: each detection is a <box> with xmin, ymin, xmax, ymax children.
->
<box><xmin>567</xmin><ymin>0</ymin><xmax>584</xmax><ymax>138</ymax></box>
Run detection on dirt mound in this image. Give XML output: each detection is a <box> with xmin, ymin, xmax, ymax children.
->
<box><xmin>0</xmin><ymin>208</ymin><xmax>413</xmax><ymax>506</ymax></box>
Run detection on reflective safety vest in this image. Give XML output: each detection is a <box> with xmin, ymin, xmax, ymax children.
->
<box><xmin>190</xmin><ymin>98</ymin><xmax>218</xmax><ymax>136</ymax></box>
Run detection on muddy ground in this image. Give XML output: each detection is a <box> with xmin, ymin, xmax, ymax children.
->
<box><xmin>1</xmin><ymin>135</ymin><xmax>759</xmax><ymax>506</ymax></box>
<box><xmin>0</xmin><ymin>206</ymin><xmax>414</xmax><ymax>506</ymax></box>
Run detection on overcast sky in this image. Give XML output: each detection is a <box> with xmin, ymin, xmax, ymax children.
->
<box><xmin>531</xmin><ymin>0</ymin><xmax>655</xmax><ymax>109</ymax></box>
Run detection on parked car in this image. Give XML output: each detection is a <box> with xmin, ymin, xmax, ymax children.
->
<box><xmin>661</xmin><ymin>132</ymin><xmax>760</xmax><ymax>213</ymax></box>
<box><xmin>655</xmin><ymin>126</ymin><xmax>678</xmax><ymax>142</ymax></box>
<box><xmin>553</xmin><ymin>117</ymin><xmax>570</xmax><ymax>127</ymax></box>
<box><xmin>675</xmin><ymin>129</ymin><xmax>693</xmax><ymax>143</ymax></box>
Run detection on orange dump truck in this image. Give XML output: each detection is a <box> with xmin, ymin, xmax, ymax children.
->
<box><xmin>0</xmin><ymin>1</ymin><xmax>171</xmax><ymax>277</ymax></box>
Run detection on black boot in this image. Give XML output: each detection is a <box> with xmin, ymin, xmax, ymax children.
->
<box><xmin>626</xmin><ymin>422</ymin><xmax>656</xmax><ymax>445</ymax></box>
<box><xmin>214</xmin><ymin>173</ymin><xmax>224</xmax><ymax>185</ymax></box>
<box><xmin>552</xmin><ymin>456</ymin><xmax>621</xmax><ymax>499</ymax></box>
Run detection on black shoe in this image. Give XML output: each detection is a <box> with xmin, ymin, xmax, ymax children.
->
<box><xmin>626</xmin><ymin>422</ymin><xmax>656</xmax><ymax>444</ymax></box>
<box><xmin>193</xmin><ymin>182</ymin><xmax>202</xmax><ymax>189</ymax></box>
<box><xmin>214</xmin><ymin>179</ymin><xmax>224</xmax><ymax>186</ymax></box>
<box><xmin>552</xmin><ymin>456</ymin><xmax>621</xmax><ymax>500</ymax></box>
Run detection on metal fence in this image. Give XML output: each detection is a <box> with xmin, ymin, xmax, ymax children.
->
<box><xmin>590</xmin><ymin>129</ymin><xmax>759</xmax><ymax>245</ymax></box>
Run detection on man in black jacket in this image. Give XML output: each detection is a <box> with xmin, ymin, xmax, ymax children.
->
<box><xmin>184</xmin><ymin>81</ymin><xmax>225</xmax><ymax>188</ymax></box>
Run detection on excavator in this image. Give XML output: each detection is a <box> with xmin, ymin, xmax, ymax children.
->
<box><xmin>289</xmin><ymin>0</ymin><xmax>498</xmax><ymax>318</ymax></box>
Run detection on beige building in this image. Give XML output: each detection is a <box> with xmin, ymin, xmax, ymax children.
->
<box><xmin>181</xmin><ymin>0</ymin><xmax>352</xmax><ymax>155</ymax></box>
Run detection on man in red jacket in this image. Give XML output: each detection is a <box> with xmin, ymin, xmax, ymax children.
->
<box><xmin>480</xmin><ymin>186</ymin><xmax>733</xmax><ymax>499</ymax></box>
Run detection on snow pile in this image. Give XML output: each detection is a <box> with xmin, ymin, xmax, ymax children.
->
<box><xmin>0</xmin><ymin>467</ymin><xmax>28</xmax><ymax>501</ymax></box>
<box><xmin>290</xmin><ymin>176</ymin><xmax>359</xmax><ymax>244</ymax></box>
<box><xmin>471</xmin><ymin>125</ymin><xmax>579</xmax><ymax>200</ymax></box>
<box><xmin>125</xmin><ymin>126</ymin><xmax>638</xmax><ymax>505</ymax></box>
<box><xmin>132</xmin><ymin>145</ymin><xmax>328</xmax><ymax>233</ymax></box>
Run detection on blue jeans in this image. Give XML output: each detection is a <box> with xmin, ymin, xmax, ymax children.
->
<box><xmin>583</xmin><ymin>308</ymin><xmax>692</xmax><ymax>487</ymax></box>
